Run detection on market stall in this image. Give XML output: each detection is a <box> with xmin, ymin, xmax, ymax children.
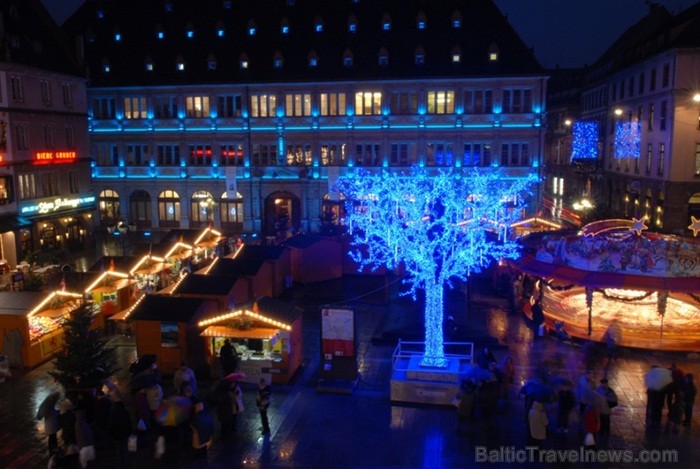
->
<box><xmin>129</xmin><ymin>255</ymin><xmax>173</xmax><ymax>294</ymax></box>
<box><xmin>283</xmin><ymin>233</ymin><xmax>342</xmax><ymax>285</ymax></box>
<box><xmin>165</xmin><ymin>273</ymin><xmax>249</xmax><ymax>310</ymax></box>
<box><xmin>84</xmin><ymin>268</ymin><xmax>137</xmax><ymax>333</ymax></box>
<box><xmin>196</xmin><ymin>257</ymin><xmax>272</xmax><ymax>300</ymax></box>
<box><xmin>0</xmin><ymin>290</ymin><xmax>83</xmax><ymax>368</ymax></box>
<box><xmin>125</xmin><ymin>294</ymin><xmax>218</xmax><ymax>375</ymax></box>
<box><xmin>227</xmin><ymin>244</ymin><xmax>291</xmax><ymax>297</ymax></box>
<box><xmin>192</xmin><ymin>227</ymin><xmax>228</xmax><ymax>262</ymax></box>
<box><xmin>163</xmin><ymin>240</ymin><xmax>195</xmax><ymax>278</ymax></box>
<box><xmin>197</xmin><ymin>296</ymin><xmax>303</xmax><ymax>384</ymax></box>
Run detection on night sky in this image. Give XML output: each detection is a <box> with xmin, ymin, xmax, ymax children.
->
<box><xmin>41</xmin><ymin>0</ymin><xmax>700</xmax><ymax>69</ymax></box>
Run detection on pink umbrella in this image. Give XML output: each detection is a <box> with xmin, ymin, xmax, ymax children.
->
<box><xmin>224</xmin><ymin>372</ymin><xmax>246</xmax><ymax>382</ymax></box>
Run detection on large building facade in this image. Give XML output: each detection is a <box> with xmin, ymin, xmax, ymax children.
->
<box><xmin>64</xmin><ymin>0</ymin><xmax>547</xmax><ymax>239</ymax></box>
<box><xmin>0</xmin><ymin>0</ymin><xmax>93</xmax><ymax>267</ymax></box>
<box><xmin>544</xmin><ymin>3</ymin><xmax>700</xmax><ymax>234</ymax></box>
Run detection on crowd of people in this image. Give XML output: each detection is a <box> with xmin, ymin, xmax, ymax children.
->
<box><xmin>36</xmin><ymin>357</ymin><xmax>273</xmax><ymax>468</ymax></box>
<box><xmin>451</xmin><ymin>344</ymin><xmax>697</xmax><ymax>452</ymax></box>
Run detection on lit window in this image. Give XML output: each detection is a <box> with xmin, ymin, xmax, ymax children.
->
<box><xmin>488</xmin><ymin>43</ymin><xmax>499</xmax><ymax>62</ymax></box>
<box><xmin>416</xmin><ymin>11</ymin><xmax>427</xmax><ymax>30</ymax></box>
<box><xmin>208</xmin><ymin>56</ymin><xmax>217</xmax><ymax>70</ymax></box>
<box><xmin>103</xmin><ymin>62</ymin><xmax>111</xmax><ymax>73</ymax></box>
<box><xmin>383</xmin><ymin>22</ymin><xmax>391</xmax><ymax>31</ymax></box>
<box><xmin>114</xmin><ymin>32</ymin><xmax>122</xmax><ymax>41</ymax></box>
<box><xmin>453</xmin><ymin>19</ymin><xmax>461</xmax><ymax>28</ymax></box>
<box><xmin>451</xmin><ymin>45</ymin><xmax>461</xmax><ymax>63</ymax></box>
<box><xmin>177</xmin><ymin>55</ymin><xmax>185</xmax><ymax>71</ymax></box>
<box><xmin>316</xmin><ymin>23</ymin><xmax>323</xmax><ymax>32</ymax></box>
<box><xmin>145</xmin><ymin>59</ymin><xmax>154</xmax><ymax>72</ymax></box>
<box><xmin>248</xmin><ymin>20</ymin><xmax>257</xmax><ymax>36</ymax></box>
<box><xmin>417</xmin><ymin>21</ymin><xmax>426</xmax><ymax>30</ymax></box>
<box><xmin>239</xmin><ymin>53</ymin><xmax>249</xmax><ymax>70</ymax></box>
<box><xmin>274</xmin><ymin>53</ymin><xmax>284</xmax><ymax>68</ymax></box>
<box><xmin>157</xmin><ymin>31</ymin><xmax>164</xmax><ymax>39</ymax></box>
<box><xmin>452</xmin><ymin>10</ymin><xmax>463</xmax><ymax>29</ymax></box>
<box><xmin>452</xmin><ymin>54</ymin><xmax>460</xmax><ymax>63</ymax></box>
<box><xmin>344</xmin><ymin>56</ymin><xmax>353</xmax><ymax>68</ymax></box>
<box><xmin>217</xmin><ymin>28</ymin><xmax>225</xmax><ymax>37</ymax></box>
<box><xmin>187</xmin><ymin>30</ymin><xmax>194</xmax><ymax>38</ymax></box>
<box><xmin>381</xmin><ymin>13</ymin><xmax>392</xmax><ymax>31</ymax></box>
<box><xmin>309</xmin><ymin>57</ymin><xmax>318</xmax><ymax>67</ymax></box>
<box><xmin>348</xmin><ymin>23</ymin><xmax>357</xmax><ymax>32</ymax></box>
<box><xmin>281</xmin><ymin>19</ymin><xmax>290</xmax><ymax>34</ymax></box>
<box><xmin>415</xmin><ymin>47</ymin><xmax>425</xmax><ymax>65</ymax></box>
<box><xmin>240</xmin><ymin>60</ymin><xmax>249</xmax><ymax>70</ymax></box>
<box><xmin>378</xmin><ymin>55</ymin><xmax>388</xmax><ymax>67</ymax></box>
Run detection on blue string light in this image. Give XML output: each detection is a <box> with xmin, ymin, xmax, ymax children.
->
<box><xmin>614</xmin><ymin>121</ymin><xmax>641</xmax><ymax>158</ymax></box>
<box><xmin>570</xmin><ymin>121</ymin><xmax>599</xmax><ymax>160</ymax></box>
<box><xmin>335</xmin><ymin>166</ymin><xmax>538</xmax><ymax>367</ymax></box>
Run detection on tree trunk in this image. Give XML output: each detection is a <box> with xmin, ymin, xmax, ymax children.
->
<box><xmin>420</xmin><ymin>281</ymin><xmax>447</xmax><ymax>367</ymax></box>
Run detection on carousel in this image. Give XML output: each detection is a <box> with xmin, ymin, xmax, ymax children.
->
<box><xmin>515</xmin><ymin>218</ymin><xmax>700</xmax><ymax>351</ymax></box>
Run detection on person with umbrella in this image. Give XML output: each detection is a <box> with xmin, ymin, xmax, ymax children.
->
<box><xmin>174</xmin><ymin>361</ymin><xmax>197</xmax><ymax>396</ymax></box>
<box><xmin>645</xmin><ymin>365</ymin><xmax>672</xmax><ymax>428</ymax></box>
<box><xmin>37</xmin><ymin>391</ymin><xmax>61</xmax><ymax>455</ymax></box>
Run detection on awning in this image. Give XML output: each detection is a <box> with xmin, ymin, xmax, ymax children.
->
<box><xmin>0</xmin><ymin>216</ymin><xmax>32</xmax><ymax>233</ymax></box>
<box><xmin>200</xmin><ymin>325</ymin><xmax>278</xmax><ymax>340</ymax></box>
<box><xmin>108</xmin><ymin>309</ymin><xmax>131</xmax><ymax>321</ymax></box>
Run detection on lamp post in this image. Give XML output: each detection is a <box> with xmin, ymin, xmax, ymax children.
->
<box><xmin>116</xmin><ymin>221</ymin><xmax>128</xmax><ymax>256</ymax></box>
<box><xmin>693</xmin><ymin>93</ymin><xmax>700</xmax><ymax>130</ymax></box>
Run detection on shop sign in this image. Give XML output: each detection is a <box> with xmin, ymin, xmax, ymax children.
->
<box><xmin>34</xmin><ymin>151</ymin><xmax>77</xmax><ymax>164</ymax></box>
<box><xmin>321</xmin><ymin>308</ymin><xmax>355</xmax><ymax>359</ymax></box>
<box><xmin>20</xmin><ymin>195</ymin><xmax>96</xmax><ymax>216</ymax></box>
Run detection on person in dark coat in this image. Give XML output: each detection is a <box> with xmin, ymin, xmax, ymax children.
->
<box><xmin>256</xmin><ymin>378</ymin><xmax>271</xmax><ymax>434</ymax></box>
<box><xmin>682</xmin><ymin>373</ymin><xmax>696</xmax><ymax>426</ymax></box>
<box><xmin>668</xmin><ymin>392</ymin><xmax>685</xmax><ymax>433</ymax></box>
<box><xmin>75</xmin><ymin>409</ymin><xmax>95</xmax><ymax>468</ymax></box>
<box><xmin>557</xmin><ymin>384</ymin><xmax>575</xmax><ymax>433</ymax></box>
<box><xmin>455</xmin><ymin>379</ymin><xmax>476</xmax><ymax>434</ymax></box>
<box><xmin>219</xmin><ymin>339</ymin><xmax>236</xmax><ymax>375</ymax></box>
<box><xmin>37</xmin><ymin>392</ymin><xmax>61</xmax><ymax>455</ymax></box>
<box><xmin>108</xmin><ymin>400</ymin><xmax>132</xmax><ymax>469</ymax></box>
<box><xmin>531</xmin><ymin>300</ymin><xmax>545</xmax><ymax>339</ymax></box>
<box><xmin>190</xmin><ymin>402</ymin><xmax>215</xmax><ymax>460</ymax></box>
<box><xmin>59</xmin><ymin>398</ymin><xmax>78</xmax><ymax>452</ymax></box>
<box><xmin>667</xmin><ymin>363</ymin><xmax>685</xmax><ymax>410</ymax></box>
<box><xmin>91</xmin><ymin>389</ymin><xmax>112</xmax><ymax>452</ymax></box>
<box><xmin>476</xmin><ymin>347</ymin><xmax>496</xmax><ymax>370</ymax></box>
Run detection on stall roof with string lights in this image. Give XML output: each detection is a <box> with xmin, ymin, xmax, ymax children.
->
<box><xmin>513</xmin><ymin>218</ymin><xmax>700</xmax><ymax>350</ymax></box>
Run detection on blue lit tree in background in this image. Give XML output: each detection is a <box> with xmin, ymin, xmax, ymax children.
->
<box><xmin>335</xmin><ymin>166</ymin><xmax>538</xmax><ymax>367</ymax></box>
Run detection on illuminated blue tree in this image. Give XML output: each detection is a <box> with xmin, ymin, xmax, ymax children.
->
<box><xmin>335</xmin><ymin>166</ymin><xmax>538</xmax><ymax>367</ymax></box>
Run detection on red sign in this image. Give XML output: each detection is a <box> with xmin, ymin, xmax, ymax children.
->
<box><xmin>34</xmin><ymin>151</ymin><xmax>77</xmax><ymax>164</ymax></box>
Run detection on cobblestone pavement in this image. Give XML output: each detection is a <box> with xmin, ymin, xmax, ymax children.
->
<box><xmin>0</xmin><ymin>271</ymin><xmax>698</xmax><ymax>468</ymax></box>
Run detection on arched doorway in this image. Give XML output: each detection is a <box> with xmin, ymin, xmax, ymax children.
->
<box><xmin>158</xmin><ymin>190</ymin><xmax>181</xmax><ymax>228</ymax></box>
<box><xmin>264</xmin><ymin>191</ymin><xmax>300</xmax><ymax>238</ymax></box>
<box><xmin>130</xmin><ymin>190</ymin><xmax>152</xmax><ymax>228</ymax></box>
<box><xmin>98</xmin><ymin>189</ymin><xmax>120</xmax><ymax>226</ymax></box>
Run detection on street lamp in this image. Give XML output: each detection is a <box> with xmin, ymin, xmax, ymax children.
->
<box><xmin>693</xmin><ymin>93</ymin><xmax>700</xmax><ymax>129</ymax></box>
<box><xmin>200</xmin><ymin>197</ymin><xmax>215</xmax><ymax>224</ymax></box>
<box><xmin>116</xmin><ymin>221</ymin><xmax>128</xmax><ymax>256</ymax></box>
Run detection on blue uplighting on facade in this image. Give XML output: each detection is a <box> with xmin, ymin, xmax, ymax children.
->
<box><xmin>614</xmin><ymin>121</ymin><xmax>642</xmax><ymax>158</ymax></box>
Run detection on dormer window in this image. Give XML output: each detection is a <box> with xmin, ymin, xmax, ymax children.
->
<box><xmin>96</xmin><ymin>9</ymin><xmax>104</xmax><ymax>19</ymax></box>
<box><xmin>114</xmin><ymin>29</ymin><xmax>122</xmax><ymax>42</ymax></box>
<box><xmin>451</xmin><ymin>45</ymin><xmax>461</xmax><ymax>63</ymax></box>
<box><xmin>488</xmin><ymin>42</ymin><xmax>499</xmax><ymax>62</ymax></box>
<box><xmin>239</xmin><ymin>52</ymin><xmax>249</xmax><ymax>70</ymax></box>
<box><xmin>186</xmin><ymin>23</ymin><xmax>195</xmax><ymax>38</ymax></box>
<box><xmin>416</xmin><ymin>11</ymin><xmax>427</xmax><ymax>30</ymax></box>
<box><xmin>216</xmin><ymin>20</ymin><xmax>225</xmax><ymax>37</ymax></box>
<box><xmin>156</xmin><ymin>24</ymin><xmax>165</xmax><ymax>39</ymax></box>
<box><xmin>223</xmin><ymin>1</ymin><xmax>233</xmax><ymax>9</ymax></box>
<box><xmin>381</xmin><ymin>14</ymin><xmax>392</xmax><ymax>31</ymax></box>
<box><xmin>348</xmin><ymin>15</ymin><xmax>358</xmax><ymax>33</ymax></box>
<box><xmin>314</xmin><ymin>16</ymin><xmax>324</xmax><ymax>32</ymax></box>
<box><xmin>343</xmin><ymin>49</ymin><xmax>353</xmax><ymax>68</ymax></box>
<box><xmin>451</xmin><ymin>10</ymin><xmax>463</xmax><ymax>29</ymax></box>
<box><xmin>308</xmin><ymin>50</ymin><xmax>319</xmax><ymax>68</ymax></box>
<box><xmin>273</xmin><ymin>51</ymin><xmax>284</xmax><ymax>69</ymax></box>
<box><xmin>378</xmin><ymin>47</ymin><xmax>389</xmax><ymax>67</ymax></box>
<box><xmin>207</xmin><ymin>54</ymin><xmax>217</xmax><ymax>70</ymax></box>
<box><xmin>280</xmin><ymin>19</ymin><xmax>290</xmax><ymax>35</ymax></box>
<box><xmin>415</xmin><ymin>46</ymin><xmax>425</xmax><ymax>65</ymax></box>
<box><xmin>102</xmin><ymin>58</ymin><xmax>111</xmax><ymax>73</ymax></box>
<box><xmin>145</xmin><ymin>56</ymin><xmax>154</xmax><ymax>72</ymax></box>
<box><xmin>248</xmin><ymin>20</ymin><xmax>257</xmax><ymax>36</ymax></box>
<box><xmin>176</xmin><ymin>55</ymin><xmax>186</xmax><ymax>71</ymax></box>
<box><xmin>164</xmin><ymin>2</ymin><xmax>174</xmax><ymax>13</ymax></box>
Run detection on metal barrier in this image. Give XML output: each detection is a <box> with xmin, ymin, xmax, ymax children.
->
<box><xmin>391</xmin><ymin>339</ymin><xmax>474</xmax><ymax>374</ymax></box>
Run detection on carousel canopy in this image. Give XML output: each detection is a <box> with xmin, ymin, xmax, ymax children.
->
<box><xmin>516</xmin><ymin>220</ymin><xmax>700</xmax><ymax>292</ymax></box>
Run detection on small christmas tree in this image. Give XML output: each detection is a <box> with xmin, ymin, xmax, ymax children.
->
<box><xmin>598</xmin><ymin>255</ymin><xmax>616</xmax><ymax>272</ymax></box>
<box><xmin>49</xmin><ymin>302</ymin><xmax>118</xmax><ymax>392</ymax></box>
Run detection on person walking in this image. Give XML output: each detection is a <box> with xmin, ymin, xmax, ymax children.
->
<box><xmin>37</xmin><ymin>391</ymin><xmax>61</xmax><ymax>456</ymax></box>
<box><xmin>682</xmin><ymin>373</ymin><xmax>696</xmax><ymax>426</ymax></box>
<box><xmin>576</xmin><ymin>370</ymin><xmax>596</xmax><ymax>415</ymax></box>
<box><xmin>582</xmin><ymin>404</ymin><xmax>600</xmax><ymax>449</ymax></box>
<box><xmin>190</xmin><ymin>402</ymin><xmax>215</xmax><ymax>461</ymax></box>
<box><xmin>556</xmin><ymin>384</ymin><xmax>575</xmax><ymax>433</ymax></box>
<box><xmin>669</xmin><ymin>393</ymin><xmax>685</xmax><ymax>433</ymax></box>
<box><xmin>256</xmin><ymin>378</ymin><xmax>271</xmax><ymax>435</ymax></box>
<box><xmin>597</xmin><ymin>379</ymin><xmax>617</xmax><ymax>437</ymax></box>
<box><xmin>531</xmin><ymin>300</ymin><xmax>545</xmax><ymax>340</ymax></box>
<box><xmin>107</xmin><ymin>400</ymin><xmax>132</xmax><ymax>469</ymax></box>
<box><xmin>75</xmin><ymin>409</ymin><xmax>96</xmax><ymax>468</ymax></box>
<box><xmin>528</xmin><ymin>401</ymin><xmax>548</xmax><ymax>448</ymax></box>
<box><xmin>455</xmin><ymin>380</ymin><xmax>476</xmax><ymax>435</ymax></box>
<box><xmin>230</xmin><ymin>380</ymin><xmax>245</xmax><ymax>433</ymax></box>
<box><xmin>174</xmin><ymin>361</ymin><xmax>197</xmax><ymax>395</ymax></box>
